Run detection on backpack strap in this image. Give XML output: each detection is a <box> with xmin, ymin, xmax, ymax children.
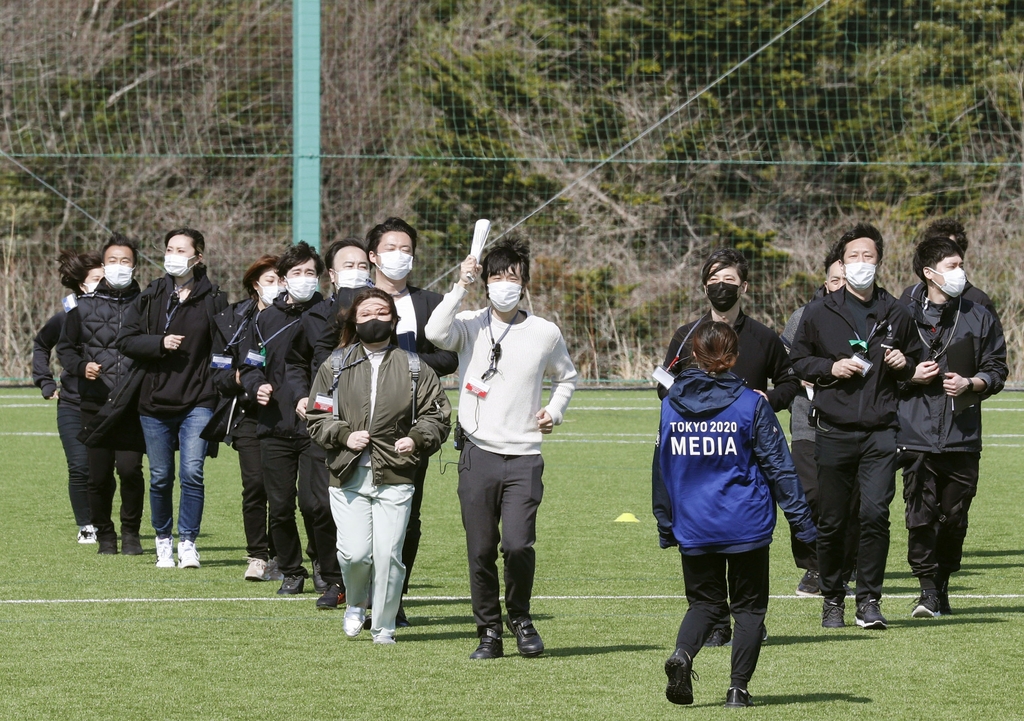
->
<box><xmin>407</xmin><ymin>351</ymin><xmax>421</xmax><ymax>424</ymax></box>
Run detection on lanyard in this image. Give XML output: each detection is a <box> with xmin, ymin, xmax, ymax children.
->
<box><xmin>917</xmin><ymin>296</ymin><xmax>961</xmax><ymax>360</ymax></box>
<box><xmin>222</xmin><ymin>303</ymin><xmax>257</xmax><ymax>353</ymax></box>
<box><xmin>163</xmin><ymin>278</ymin><xmax>194</xmax><ymax>332</ymax></box>
<box><xmin>255</xmin><ymin>314</ymin><xmax>300</xmax><ymax>350</ymax></box>
<box><xmin>665</xmin><ymin>318</ymin><xmax>704</xmax><ymax>371</ymax></box>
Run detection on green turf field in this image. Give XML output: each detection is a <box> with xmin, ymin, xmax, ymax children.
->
<box><xmin>1</xmin><ymin>388</ymin><xmax>1022</xmax><ymax>720</ymax></box>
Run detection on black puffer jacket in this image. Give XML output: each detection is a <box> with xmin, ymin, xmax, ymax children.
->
<box><xmin>897</xmin><ymin>287</ymin><xmax>1007</xmax><ymax>453</ymax></box>
<box><xmin>57</xmin><ymin>279</ymin><xmax>141</xmax><ymax>410</ymax></box>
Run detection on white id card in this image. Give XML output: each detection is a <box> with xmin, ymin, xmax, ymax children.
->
<box><xmin>313</xmin><ymin>393</ymin><xmax>334</xmax><ymax>413</ymax></box>
<box><xmin>210</xmin><ymin>354</ymin><xmax>233</xmax><ymax>370</ymax></box>
<box><xmin>244</xmin><ymin>349</ymin><xmax>265</xmax><ymax>367</ymax></box>
<box><xmin>464</xmin><ymin>377</ymin><xmax>491</xmax><ymax>399</ymax></box>
<box><xmin>62</xmin><ymin>294</ymin><xmax>78</xmax><ymax>312</ymax></box>
<box><xmin>652</xmin><ymin>366</ymin><xmax>676</xmax><ymax>389</ymax></box>
<box><xmin>851</xmin><ymin>352</ymin><xmax>873</xmax><ymax>377</ymax></box>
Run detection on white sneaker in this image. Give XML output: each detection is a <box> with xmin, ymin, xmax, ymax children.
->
<box><xmin>155</xmin><ymin>537</ymin><xmax>175</xmax><ymax>568</ymax></box>
<box><xmin>177</xmin><ymin>540</ymin><xmax>201</xmax><ymax>569</ymax></box>
<box><xmin>373</xmin><ymin>633</ymin><xmax>396</xmax><ymax>645</ymax></box>
<box><xmin>265</xmin><ymin>557</ymin><xmax>285</xmax><ymax>581</ymax></box>
<box><xmin>343</xmin><ymin>607</ymin><xmax>366</xmax><ymax>638</ymax></box>
<box><xmin>77</xmin><ymin>525</ymin><xmax>97</xmax><ymax>544</ymax></box>
<box><xmin>244</xmin><ymin>557</ymin><xmax>268</xmax><ymax>581</ymax></box>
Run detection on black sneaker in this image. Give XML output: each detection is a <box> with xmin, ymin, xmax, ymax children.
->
<box><xmin>796</xmin><ymin>570</ymin><xmax>821</xmax><ymax>597</ymax></box>
<box><xmin>316</xmin><ymin>583</ymin><xmax>344</xmax><ymax>610</ymax></box>
<box><xmin>724</xmin><ymin>687</ymin><xmax>753</xmax><ymax>708</ymax></box>
<box><xmin>912</xmin><ymin>590</ymin><xmax>940</xmax><ymax>618</ymax></box>
<box><xmin>311</xmin><ymin>561</ymin><xmax>328</xmax><ymax>594</ymax></box>
<box><xmin>855</xmin><ymin>598</ymin><xmax>888</xmax><ymax>629</ymax></box>
<box><xmin>703</xmin><ymin>627</ymin><xmax>732</xmax><ymax>647</ymax></box>
<box><xmin>395</xmin><ymin>603</ymin><xmax>411</xmax><ymax>628</ymax></box>
<box><xmin>506</xmin><ymin>616</ymin><xmax>544</xmax><ymax>657</ymax></box>
<box><xmin>821</xmin><ymin>599</ymin><xmax>845</xmax><ymax>628</ymax></box>
<box><xmin>121</xmin><ymin>532</ymin><xmax>143</xmax><ymax>556</ymax></box>
<box><xmin>664</xmin><ymin>649</ymin><xmax>698</xmax><ymax>705</ymax></box>
<box><xmin>277</xmin><ymin>575</ymin><xmax>305</xmax><ymax>595</ymax></box>
<box><xmin>937</xmin><ymin>591</ymin><xmax>953</xmax><ymax>616</ymax></box>
<box><xmin>469</xmin><ymin>629</ymin><xmax>504</xmax><ymax>660</ymax></box>
<box><xmin>97</xmin><ymin>536</ymin><xmax>118</xmax><ymax>555</ymax></box>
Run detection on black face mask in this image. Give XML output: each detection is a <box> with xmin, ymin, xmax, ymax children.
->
<box><xmin>705</xmin><ymin>282</ymin><xmax>741</xmax><ymax>312</ymax></box>
<box><xmin>355</xmin><ymin>319</ymin><xmax>393</xmax><ymax>344</ymax></box>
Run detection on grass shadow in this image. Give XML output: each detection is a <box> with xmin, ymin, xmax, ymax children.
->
<box><xmin>961</xmin><ymin>548</ymin><xmax>1024</xmax><ymax>558</ymax></box>
<box><xmin>752</xmin><ymin>692</ymin><xmax>873</xmax><ymax>706</ymax></box>
<box><xmin>764</xmin><ymin>634</ymin><xmax>874</xmax><ymax>647</ymax></box>
<box><xmin>542</xmin><ymin>643</ymin><xmax>660</xmax><ymax>657</ymax></box>
<box><xmin>938</xmin><ymin>605</ymin><xmax>1024</xmax><ymax>616</ymax></box>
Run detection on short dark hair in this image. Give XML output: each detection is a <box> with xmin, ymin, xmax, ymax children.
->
<box><xmin>324</xmin><ymin>236</ymin><xmax>367</xmax><ymax>269</ymax></box>
<box><xmin>57</xmin><ymin>249</ymin><xmax>102</xmax><ymax>293</ymax></box>
<box><xmin>103</xmin><ymin>233</ymin><xmax>140</xmax><ymax>266</ymax></box>
<box><xmin>482</xmin><ymin>235</ymin><xmax>531</xmax><ymax>284</ymax></box>
<box><xmin>924</xmin><ymin>218</ymin><xmax>967</xmax><ymax>252</ymax></box>
<box><xmin>277</xmin><ymin>241</ymin><xmax>325</xmax><ymax>277</ymax></box>
<box><xmin>338</xmin><ymin>287</ymin><xmax>400</xmax><ymax>348</ymax></box>
<box><xmin>366</xmin><ymin>217</ymin><xmax>418</xmax><ymax>256</ymax></box>
<box><xmin>163</xmin><ymin>227</ymin><xmax>205</xmax><ymax>257</ymax></box>
<box><xmin>700</xmin><ymin>248</ymin><xmax>749</xmax><ymax>285</ymax></box>
<box><xmin>913</xmin><ymin>236</ymin><xmax>963</xmax><ymax>283</ymax></box>
<box><xmin>692</xmin><ymin>321</ymin><xmax>739</xmax><ymax>375</ymax></box>
<box><xmin>824</xmin><ymin>241</ymin><xmax>843</xmax><ymax>272</ymax></box>
<box><xmin>837</xmin><ymin>223</ymin><xmax>884</xmax><ymax>263</ymax></box>
<box><xmin>242</xmin><ymin>254</ymin><xmax>279</xmax><ymax>301</ymax></box>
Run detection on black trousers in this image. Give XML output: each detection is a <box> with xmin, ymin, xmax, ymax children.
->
<box><xmin>789</xmin><ymin>438</ymin><xmax>860</xmax><ymax>577</ymax></box>
<box><xmin>80</xmin><ymin>408</ymin><xmax>145</xmax><ymax>540</ymax></box>
<box><xmin>400</xmin><ymin>460</ymin><xmax>430</xmax><ymax>595</ymax></box>
<box><xmin>301</xmin><ymin>442</ymin><xmax>344</xmax><ymax>588</ymax></box>
<box><xmin>457</xmin><ymin>441</ymin><xmax>544</xmax><ymax>635</ymax></box>
<box><xmin>815</xmin><ymin>426</ymin><xmax>897</xmax><ymax>604</ymax></box>
<box><xmin>232</xmin><ymin>420</ymin><xmax>273</xmax><ymax>560</ymax></box>
<box><xmin>676</xmin><ymin>546</ymin><xmax>769</xmax><ymax>689</ymax></box>
<box><xmin>261</xmin><ymin>436</ymin><xmax>317</xmax><ymax>578</ymax></box>
<box><xmin>900</xmin><ymin>450</ymin><xmax>979</xmax><ymax>590</ymax></box>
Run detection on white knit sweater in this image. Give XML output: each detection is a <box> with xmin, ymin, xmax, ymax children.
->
<box><xmin>425</xmin><ymin>284</ymin><xmax>578</xmax><ymax>455</ymax></box>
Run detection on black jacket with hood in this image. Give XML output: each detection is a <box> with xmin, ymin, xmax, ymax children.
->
<box><xmin>790</xmin><ymin>285</ymin><xmax>924</xmax><ymax>431</ymax></box>
<box><xmin>896</xmin><ymin>286</ymin><xmax>1007</xmax><ymax>453</ymax></box>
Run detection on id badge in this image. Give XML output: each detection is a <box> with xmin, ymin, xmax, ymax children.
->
<box><xmin>62</xmin><ymin>294</ymin><xmax>78</xmax><ymax>312</ymax></box>
<box><xmin>210</xmin><ymin>354</ymin><xmax>233</xmax><ymax>370</ymax></box>
<box><xmin>652</xmin><ymin>366</ymin><xmax>676</xmax><ymax>389</ymax></box>
<box><xmin>244</xmin><ymin>349</ymin><xmax>265</xmax><ymax>367</ymax></box>
<box><xmin>851</xmin><ymin>352</ymin><xmax>873</xmax><ymax>377</ymax></box>
<box><xmin>313</xmin><ymin>393</ymin><xmax>334</xmax><ymax>413</ymax></box>
<box><xmin>465</xmin><ymin>377</ymin><xmax>491</xmax><ymax>399</ymax></box>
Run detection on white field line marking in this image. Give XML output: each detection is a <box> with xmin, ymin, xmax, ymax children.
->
<box><xmin>3</xmin><ymin>593</ymin><xmax>1023</xmax><ymax>605</ymax></box>
<box><xmin>0</xmin><ymin>404</ymin><xmax>52</xmax><ymax>408</ymax></box>
<box><xmin>0</xmin><ymin>432</ymin><xmax>59</xmax><ymax>436</ymax></box>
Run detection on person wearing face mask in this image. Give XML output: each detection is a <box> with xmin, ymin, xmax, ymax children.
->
<box><xmin>780</xmin><ymin>244</ymin><xmax>860</xmax><ymax>597</ymax></box>
<box><xmin>306</xmin><ymin>288</ymin><xmax>451</xmax><ymax>644</ymax></box>
<box><xmin>654</xmin><ymin>248</ymin><xmax>800</xmax><ymax>647</ymax></box>
<box><xmin>33</xmin><ymin>250</ymin><xmax>104</xmax><ymax>544</ymax></box>
<box><xmin>209</xmin><ymin>254</ymin><xmax>284</xmax><ymax>582</ymax></box>
<box><xmin>239</xmin><ymin>242</ymin><xmax>329</xmax><ymax>596</ymax></box>
<box><xmin>425</xmin><ymin>237</ymin><xmax>578</xmax><ymax>660</ymax></box>
<box><xmin>115</xmin><ymin>227</ymin><xmax>228</xmax><ymax>570</ymax></box>
<box><xmin>361</xmin><ymin>218</ymin><xmax>458</xmax><ymax>626</ymax></box>
<box><xmin>57</xmin><ymin>234</ymin><xmax>146</xmax><ymax>555</ymax></box>
<box><xmin>789</xmin><ymin>223</ymin><xmax>924</xmax><ymax>631</ymax></box>
<box><xmin>897</xmin><ymin>236</ymin><xmax>1007</xmax><ymax>618</ymax></box>
<box><xmin>282</xmin><ymin>237</ymin><xmax>374</xmax><ymax>609</ymax></box>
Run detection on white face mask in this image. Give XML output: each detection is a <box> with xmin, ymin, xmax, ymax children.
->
<box><xmin>334</xmin><ymin>269</ymin><xmax>372</xmax><ymax>290</ymax></box>
<box><xmin>83</xmin><ymin>281</ymin><xmax>100</xmax><ymax>295</ymax></box>
<box><xmin>285</xmin><ymin>276</ymin><xmax>318</xmax><ymax>303</ymax></box>
<box><xmin>927</xmin><ymin>267</ymin><xmax>966</xmax><ymax>298</ymax></box>
<box><xmin>258</xmin><ymin>282</ymin><xmax>280</xmax><ymax>306</ymax></box>
<box><xmin>164</xmin><ymin>254</ymin><xmax>194</xmax><ymax>278</ymax></box>
<box><xmin>104</xmin><ymin>264</ymin><xmax>134</xmax><ymax>289</ymax></box>
<box><xmin>843</xmin><ymin>262</ymin><xmax>876</xmax><ymax>291</ymax></box>
<box><xmin>375</xmin><ymin>250</ymin><xmax>414</xmax><ymax>281</ymax></box>
<box><xmin>488</xmin><ymin>281</ymin><xmax>523</xmax><ymax>313</ymax></box>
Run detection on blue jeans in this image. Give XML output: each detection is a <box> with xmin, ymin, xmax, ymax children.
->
<box><xmin>140</xmin><ymin>407</ymin><xmax>213</xmax><ymax>542</ymax></box>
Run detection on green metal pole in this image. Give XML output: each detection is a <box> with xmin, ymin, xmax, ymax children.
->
<box><xmin>293</xmin><ymin>0</ymin><xmax>321</xmax><ymax>249</ymax></box>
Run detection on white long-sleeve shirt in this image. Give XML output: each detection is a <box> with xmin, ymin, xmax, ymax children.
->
<box><xmin>425</xmin><ymin>284</ymin><xmax>577</xmax><ymax>455</ymax></box>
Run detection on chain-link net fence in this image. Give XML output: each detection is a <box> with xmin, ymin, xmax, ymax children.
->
<box><xmin>2</xmin><ymin>0</ymin><xmax>1021</xmax><ymax>384</ymax></box>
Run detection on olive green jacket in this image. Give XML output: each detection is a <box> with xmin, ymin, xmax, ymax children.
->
<box><xmin>306</xmin><ymin>345</ymin><xmax>451</xmax><ymax>487</ymax></box>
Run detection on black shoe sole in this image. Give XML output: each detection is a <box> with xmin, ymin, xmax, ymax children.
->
<box><xmin>664</xmin><ymin>656</ymin><xmax>694</xmax><ymax>705</ymax></box>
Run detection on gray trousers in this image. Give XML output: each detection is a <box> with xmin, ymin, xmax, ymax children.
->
<box><xmin>457</xmin><ymin>441</ymin><xmax>544</xmax><ymax>635</ymax></box>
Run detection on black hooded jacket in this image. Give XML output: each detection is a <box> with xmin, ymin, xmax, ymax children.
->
<box><xmin>57</xmin><ymin>279</ymin><xmax>141</xmax><ymax>410</ymax></box>
<box><xmin>790</xmin><ymin>285</ymin><xmax>924</xmax><ymax>430</ymax></box>
<box><xmin>33</xmin><ymin>310</ymin><xmax>77</xmax><ymax>403</ymax></box>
